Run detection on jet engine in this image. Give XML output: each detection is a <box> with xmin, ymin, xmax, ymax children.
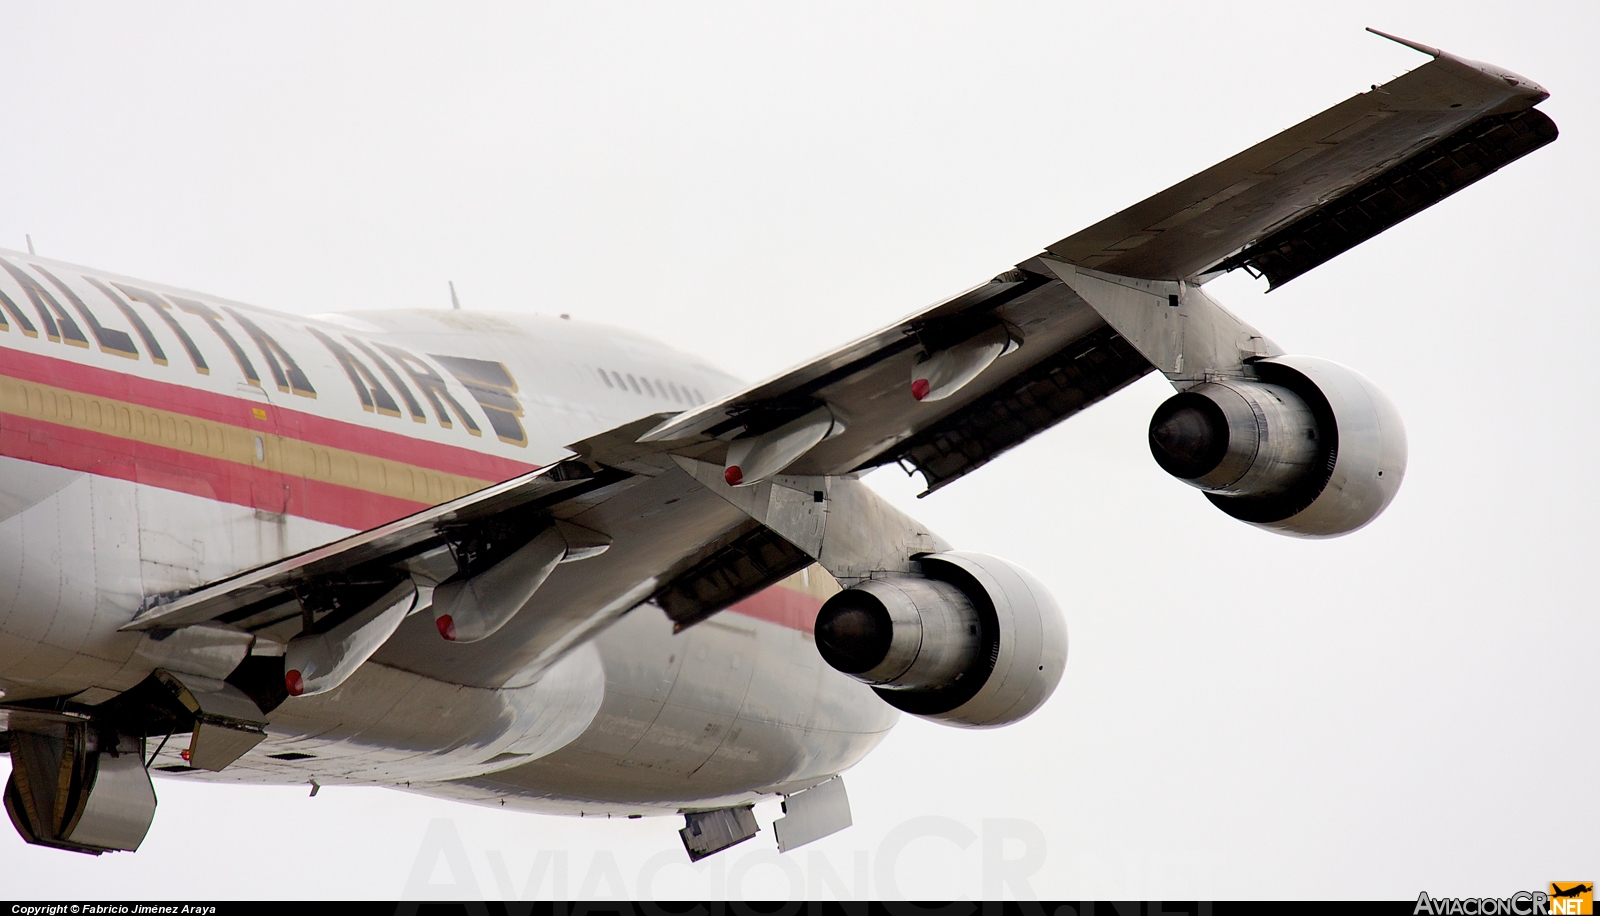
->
<box><xmin>813</xmin><ymin>552</ymin><xmax>1066</xmax><ymax>729</ymax></box>
<box><xmin>1147</xmin><ymin>355</ymin><xmax>1407</xmax><ymax>538</ymax></box>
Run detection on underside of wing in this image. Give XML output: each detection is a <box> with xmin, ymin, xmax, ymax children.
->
<box><xmin>639</xmin><ymin>262</ymin><xmax>1155</xmax><ymax>495</ymax></box>
<box><xmin>636</xmin><ymin>32</ymin><xmax>1556</xmax><ymax>497</ymax></box>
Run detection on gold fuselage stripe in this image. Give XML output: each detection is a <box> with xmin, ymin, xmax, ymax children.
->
<box><xmin>0</xmin><ymin>373</ymin><xmax>495</xmax><ymax>504</ymax></box>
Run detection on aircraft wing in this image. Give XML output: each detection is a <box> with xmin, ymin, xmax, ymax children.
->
<box><xmin>120</xmin><ymin>414</ymin><xmax>870</xmax><ymax>693</ymax></box>
<box><xmin>120</xmin><ymin>33</ymin><xmax>1554</xmax><ymax>695</ymax></box>
<box><xmin>1049</xmin><ymin>29</ymin><xmax>1556</xmax><ymax>287</ymax></box>
<box><xmin>121</xmin><ymin>452</ymin><xmax>628</xmax><ymax>632</ymax></box>
<box><xmin>639</xmin><ymin>32</ymin><xmax>1554</xmax><ymax>492</ymax></box>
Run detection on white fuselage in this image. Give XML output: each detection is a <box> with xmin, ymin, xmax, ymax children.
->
<box><xmin>0</xmin><ymin>250</ymin><xmax>897</xmax><ymax>816</ymax></box>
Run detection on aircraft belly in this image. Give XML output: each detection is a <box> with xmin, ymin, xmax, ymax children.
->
<box><xmin>403</xmin><ymin>590</ymin><xmax>899</xmax><ymax>814</ymax></box>
<box><xmin>155</xmin><ymin>642</ymin><xmax>608</xmax><ymax>785</ymax></box>
<box><xmin>616</xmin><ymin>617</ymin><xmax>761</xmax><ymax>775</ymax></box>
<box><xmin>152</xmin><ymin>586</ymin><xmax>893</xmax><ymax>806</ymax></box>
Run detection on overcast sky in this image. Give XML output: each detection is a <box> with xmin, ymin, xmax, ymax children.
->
<box><xmin>0</xmin><ymin>0</ymin><xmax>1593</xmax><ymax>900</ymax></box>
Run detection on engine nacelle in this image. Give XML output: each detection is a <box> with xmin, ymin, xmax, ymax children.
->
<box><xmin>1147</xmin><ymin>356</ymin><xmax>1407</xmax><ymax>538</ymax></box>
<box><xmin>814</xmin><ymin>552</ymin><xmax>1066</xmax><ymax>729</ymax></box>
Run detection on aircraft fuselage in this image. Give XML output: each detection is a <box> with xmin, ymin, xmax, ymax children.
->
<box><xmin>0</xmin><ymin>250</ymin><xmax>896</xmax><ymax>816</ymax></box>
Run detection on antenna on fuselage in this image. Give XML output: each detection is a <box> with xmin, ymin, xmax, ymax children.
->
<box><xmin>449</xmin><ymin>281</ymin><xmax>462</xmax><ymax>311</ymax></box>
<box><xmin>25</xmin><ymin>235</ymin><xmax>34</xmax><ymax>255</ymax></box>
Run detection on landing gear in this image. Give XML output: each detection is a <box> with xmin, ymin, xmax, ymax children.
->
<box><xmin>3</xmin><ymin>712</ymin><xmax>155</xmax><ymax>854</ymax></box>
<box><xmin>2</xmin><ymin>667</ymin><xmax>272</xmax><ymax>854</ymax></box>
<box><xmin>679</xmin><ymin>805</ymin><xmax>760</xmax><ymax>861</ymax></box>
<box><xmin>677</xmin><ymin>776</ymin><xmax>855</xmax><ymax>861</ymax></box>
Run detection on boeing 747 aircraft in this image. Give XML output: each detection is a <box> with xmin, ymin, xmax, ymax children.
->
<box><xmin>0</xmin><ymin>32</ymin><xmax>1555</xmax><ymax>860</ymax></box>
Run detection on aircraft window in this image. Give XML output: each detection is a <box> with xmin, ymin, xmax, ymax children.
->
<box><xmin>654</xmin><ymin>379</ymin><xmax>668</xmax><ymax>400</ymax></box>
<box><xmin>610</xmin><ymin>370</ymin><xmax>626</xmax><ymax>389</ymax></box>
<box><xmin>643</xmin><ymin>378</ymin><xmax>657</xmax><ymax>398</ymax></box>
<box><xmin>667</xmin><ymin>381</ymin><xmax>683</xmax><ymax>403</ymax></box>
<box><xmin>693</xmin><ymin>388</ymin><xmax>706</xmax><ymax>403</ymax></box>
<box><xmin>597</xmin><ymin>368</ymin><xmax>614</xmax><ymax>388</ymax></box>
<box><xmin>625</xmin><ymin>374</ymin><xmax>641</xmax><ymax>394</ymax></box>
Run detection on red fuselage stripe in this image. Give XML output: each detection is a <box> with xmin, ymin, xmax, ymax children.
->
<box><xmin>0</xmin><ymin>347</ymin><xmax>537</xmax><ymax>481</ymax></box>
<box><xmin>724</xmin><ymin>583</ymin><xmax>820</xmax><ymax>634</ymax></box>
<box><xmin>0</xmin><ymin>413</ymin><xmax>429</xmax><ymax>530</ymax></box>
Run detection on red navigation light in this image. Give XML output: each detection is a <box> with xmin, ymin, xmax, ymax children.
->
<box><xmin>180</xmin><ymin>748</ymin><xmax>191</xmax><ymax>761</ymax></box>
<box><xmin>436</xmin><ymin>614</ymin><xmax>457</xmax><ymax>641</ymax></box>
<box><xmin>911</xmin><ymin>378</ymin><xmax>931</xmax><ymax>401</ymax></box>
<box><xmin>285</xmin><ymin>669</ymin><xmax>304</xmax><ymax>696</ymax></box>
<box><xmin>724</xmin><ymin>465</ymin><xmax>744</xmax><ymax>486</ymax></box>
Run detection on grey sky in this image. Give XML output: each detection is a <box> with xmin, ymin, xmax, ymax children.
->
<box><xmin>0</xmin><ymin>0</ymin><xmax>1592</xmax><ymax>899</ymax></box>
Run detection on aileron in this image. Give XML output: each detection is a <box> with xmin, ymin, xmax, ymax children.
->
<box><xmin>1046</xmin><ymin>31</ymin><xmax>1554</xmax><ymax>285</ymax></box>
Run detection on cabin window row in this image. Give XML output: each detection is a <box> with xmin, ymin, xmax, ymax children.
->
<box><xmin>594</xmin><ymin>368</ymin><xmax>706</xmax><ymax>405</ymax></box>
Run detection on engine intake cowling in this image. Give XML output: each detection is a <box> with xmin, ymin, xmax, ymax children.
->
<box><xmin>814</xmin><ymin>552</ymin><xmax>1066</xmax><ymax>729</ymax></box>
<box><xmin>1148</xmin><ymin>356</ymin><xmax>1407</xmax><ymax>538</ymax></box>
